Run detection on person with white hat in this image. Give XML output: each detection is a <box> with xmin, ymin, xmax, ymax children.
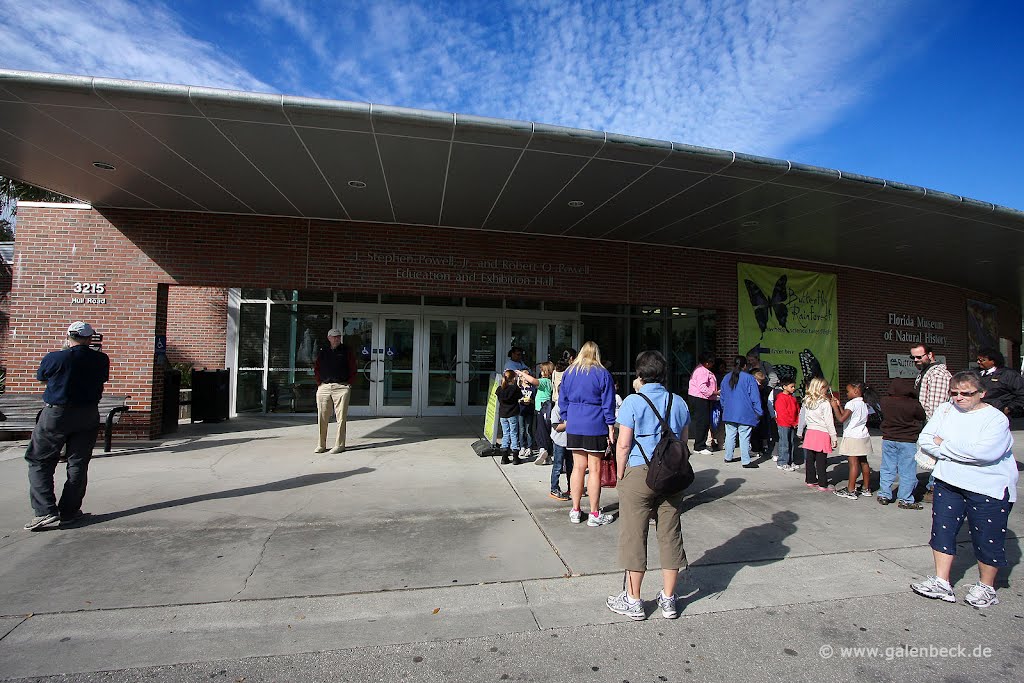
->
<box><xmin>23</xmin><ymin>321</ymin><xmax>110</xmax><ymax>531</ymax></box>
<box><xmin>314</xmin><ymin>328</ymin><xmax>354</xmax><ymax>454</ymax></box>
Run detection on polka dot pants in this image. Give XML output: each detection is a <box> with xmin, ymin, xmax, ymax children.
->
<box><xmin>929</xmin><ymin>478</ymin><xmax>1014</xmax><ymax>567</ymax></box>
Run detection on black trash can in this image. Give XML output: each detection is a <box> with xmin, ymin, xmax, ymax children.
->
<box><xmin>162</xmin><ymin>368</ymin><xmax>181</xmax><ymax>434</ymax></box>
<box><xmin>191</xmin><ymin>369</ymin><xmax>230</xmax><ymax>423</ymax></box>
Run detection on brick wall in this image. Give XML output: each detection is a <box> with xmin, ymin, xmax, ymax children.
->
<box><xmin>166</xmin><ymin>286</ymin><xmax>227</xmax><ymax>369</ymax></box>
<box><xmin>7</xmin><ymin>206</ymin><xmax>1019</xmax><ymax>438</ymax></box>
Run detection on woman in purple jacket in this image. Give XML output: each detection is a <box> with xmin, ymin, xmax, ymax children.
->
<box><xmin>719</xmin><ymin>355</ymin><xmax>763</xmax><ymax>468</ymax></box>
<box><xmin>559</xmin><ymin>341</ymin><xmax>617</xmax><ymax>526</ymax></box>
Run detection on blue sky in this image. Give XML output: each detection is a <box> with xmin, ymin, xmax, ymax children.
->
<box><xmin>1</xmin><ymin>0</ymin><xmax>1022</xmax><ymax>210</ymax></box>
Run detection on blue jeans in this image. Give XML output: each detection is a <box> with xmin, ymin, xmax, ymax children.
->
<box><xmin>725</xmin><ymin>422</ymin><xmax>752</xmax><ymax>464</ymax></box>
<box><xmin>879</xmin><ymin>439</ymin><xmax>918</xmax><ymax>503</ymax></box>
<box><xmin>550</xmin><ymin>443</ymin><xmax>572</xmax><ymax>492</ymax></box>
<box><xmin>777</xmin><ymin>426</ymin><xmax>795</xmax><ymax>466</ymax></box>
<box><xmin>517</xmin><ymin>412</ymin><xmax>534</xmax><ymax>450</ymax></box>
<box><xmin>500</xmin><ymin>417</ymin><xmax>520</xmax><ymax>451</ymax></box>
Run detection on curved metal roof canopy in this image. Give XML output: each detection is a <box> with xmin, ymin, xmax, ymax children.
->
<box><xmin>1</xmin><ymin>69</ymin><xmax>1022</xmax><ymax>301</ymax></box>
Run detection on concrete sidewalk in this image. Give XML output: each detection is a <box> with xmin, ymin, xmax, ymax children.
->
<box><xmin>0</xmin><ymin>416</ymin><xmax>1021</xmax><ymax>680</ymax></box>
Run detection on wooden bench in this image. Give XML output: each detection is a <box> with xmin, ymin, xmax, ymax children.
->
<box><xmin>0</xmin><ymin>394</ymin><xmax>131</xmax><ymax>452</ymax></box>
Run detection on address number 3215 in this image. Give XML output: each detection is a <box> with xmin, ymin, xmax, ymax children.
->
<box><xmin>73</xmin><ymin>282</ymin><xmax>106</xmax><ymax>294</ymax></box>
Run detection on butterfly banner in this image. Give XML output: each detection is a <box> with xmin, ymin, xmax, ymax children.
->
<box><xmin>737</xmin><ymin>263</ymin><xmax>838</xmax><ymax>392</ymax></box>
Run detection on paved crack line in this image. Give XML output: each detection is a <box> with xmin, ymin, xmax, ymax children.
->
<box><xmin>520</xmin><ymin>581</ymin><xmax>542</xmax><ymax>631</ymax></box>
<box><xmin>0</xmin><ymin>615</ymin><xmax>29</xmax><ymax>644</ymax></box>
<box><xmin>491</xmin><ymin>457</ymin><xmax>573</xmax><ymax>576</ymax></box>
<box><xmin>235</xmin><ymin>527</ymin><xmax>278</xmax><ymax>597</ymax></box>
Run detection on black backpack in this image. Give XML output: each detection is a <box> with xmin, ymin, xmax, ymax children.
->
<box><xmin>635</xmin><ymin>393</ymin><xmax>695</xmax><ymax>495</ymax></box>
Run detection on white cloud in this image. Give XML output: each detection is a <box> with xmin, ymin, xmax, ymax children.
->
<box><xmin>0</xmin><ymin>0</ymin><xmax>916</xmax><ymax>157</ymax></box>
<box><xmin>0</xmin><ymin>0</ymin><xmax>271</xmax><ymax>92</ymax></box>
<box><xmin>249</xmin><ymin>0</ymin><xmax>913</xmax><ymax>155</ymax></box>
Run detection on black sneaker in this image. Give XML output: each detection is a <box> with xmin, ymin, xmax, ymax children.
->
<box><xmin>741</xmin><ymin>463</ymin><xmax>759</xmax><ymax>469</ymax></box>
<box><xmin>877</xmin><ymin>496</ymin><xmax>892</xmax><ymax>505</ymax></box>
<box><xmin>549</xmin><ymin>489</ymin><xmax>570</xmax><ymax>501</ymax></box>
<box><xmin>59</xmin><ymin>511</ymin><xmax>89</xmax><ymax>527</ymax></box>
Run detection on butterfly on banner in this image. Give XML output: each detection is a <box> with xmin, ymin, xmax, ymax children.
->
<box><xmin>744</xmin><ymin>275</ymin><xmax>789</xmax><ymax>338</ymax></box>
<box><xmin>799</xmin><ymin>348</ymin><xmax>824</xmax><ymax>389</ymax></box>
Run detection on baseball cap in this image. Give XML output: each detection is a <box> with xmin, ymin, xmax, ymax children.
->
<box><xmin>327</xmin><ymin>328</ymin><xmax>342</xmax><ymax>337</ymax></box>
<box><xmin>68</xmin><ymin>321</ymin><xmax>95</xmax><ymax>338</ymax></box>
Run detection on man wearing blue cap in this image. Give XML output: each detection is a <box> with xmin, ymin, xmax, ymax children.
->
<box><xmin>23</xmin><ymin>321</ymin><xmax>110</xmax><ymax>531</ymax></box>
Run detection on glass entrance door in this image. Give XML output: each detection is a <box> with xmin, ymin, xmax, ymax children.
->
<box><xmin>341</xmin><ymin>313</ymin><xmax>420</xmax><ymax>416</ymax></box>
<box><xmin>378</xmin><ymin>317</ymin><xmax>418</xmax><ymax>416</ymax></box>
<box><xmin>422</xmin><ymin>317</ymin><xmax>498</xmax><ymax>416</ymax></box>
<box><xmin>503</xmin><ymin>320</ymin><xmax>579</xmax><ymax>369</ymax></box>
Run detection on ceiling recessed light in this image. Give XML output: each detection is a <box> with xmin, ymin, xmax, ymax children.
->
<box><xmin>348</xmin><ymin>180</ymin><xmax>367</xmax><ymax>189</ymax></box>
<box><xmin>567</xmin><ymin>200</ymin><xmax>584</xmax><ymax>208</ymax></box>
<box><xmin>741</xmin><ymin>220</ymin><xmax>760</xmax><ymax>228</ymax></box>
<box><xmin>93</xmin><ymin>161</ymin><xmax>115</xmax><ymax>171</ymax></box>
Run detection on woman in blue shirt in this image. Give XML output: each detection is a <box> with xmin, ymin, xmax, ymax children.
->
<box><xmin>558</xmin><ymin>341</ymin><xmax>617</xmax><ymax>527</ymax></box>
<box><xmin>719</xmin><ymin>355</ymin><xmax>763</xmax><ymax>468</ymax></box>
<box><xmin>607</xmin><ymin>350</ymin><xmax>690</xmax><ymax>621</ymax></box>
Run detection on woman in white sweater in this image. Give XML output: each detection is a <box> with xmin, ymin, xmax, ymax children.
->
<box><xmin>798</xmin><ymin>377</ymin><xmax>838</xmax><ymax>491</ymax></box>
<box><xmin>911</xmin><ymin>371</ymin><xmax>1017</xmax><ymax>608</ymax></box>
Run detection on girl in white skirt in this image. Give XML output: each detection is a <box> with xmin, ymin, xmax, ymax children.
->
<box><xmin>831</xmin><ymin>381</ymin><xmax>879</xmax><ymax>499</ymax></box>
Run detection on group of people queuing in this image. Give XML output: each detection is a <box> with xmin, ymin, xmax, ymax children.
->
<box><xmin>498</xmin><ymin>338</ymin><xmax>1019</xmax><ymax>617</ymax></box>
<box><xmin>22</xmin><ymin>320</ymin><xmax>1018</xmax><ymax>617</ymax></box>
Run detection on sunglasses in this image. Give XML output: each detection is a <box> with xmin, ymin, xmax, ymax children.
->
<box><xmin>909</xmin><ymin>354</ymin><xmax>927</xmax><ymax>360</ymax></box>
<box><xmin>949</xmin><ymin>390</ymin><xmax>979</xmax><ymax>397</ymax></box>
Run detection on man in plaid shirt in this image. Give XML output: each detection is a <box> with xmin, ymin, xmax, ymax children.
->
<box><xmin>911</xmin><ymin>343</ymin><xmax>951</xmax><ymax>502</ymax></box>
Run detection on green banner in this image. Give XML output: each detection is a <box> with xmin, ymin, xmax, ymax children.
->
<box><xmin>738</xmin><ymin>263</ymin><xmax>838</xmax><ymax>392</ymax></box>
<box><xmin>483</xmin><ymin>373</ymin><xmax>500</xmax><ymax>442</ymax></box>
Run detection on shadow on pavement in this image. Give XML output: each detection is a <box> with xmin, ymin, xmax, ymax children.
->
<box><xmin>680</xmin><ymin>510</ymin><xmax>799</xmax><ymax>610</ymax></box>
<box><xmin>70</xmin><ymin>468</ymin><xmax>375</xmax><ymax>526</ymax></box>
<box><xmin>680</xmin><ymin>468</ymin><xmax>743</xmax><ymax>513</ymax></box>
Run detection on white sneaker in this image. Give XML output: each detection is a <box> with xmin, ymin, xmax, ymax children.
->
<box><xmin>533</xmin><ymin>448</ymin><xmax>549</xmax><ymax>465</ymax></box>
<box><xmin>606</xmin><ymin>590</ymin><xmax>645</xmax><ymax>620</ymax></box>
<box><xmin>313</xmin><ymin>446</ymin><xmax>328</xmax><ymax>454</ymax></box>
<box><xmin>772</xmin><ymin>455</ymin><xmax>778</xmax><ymax>461</ymax></box>
<box><xmin>695</xmin><ymin>449</ymin><xmax>713</xmax><ymax>455</ymax></box>
<box><xmin>911</xmin><ymin>576</ymin><xmax>956</xmax><ymax>603</ymax></box>
<box><xmin>657</xmin><ymin>590</ymin><xmax>679</xmax><ymax>619</ymax></box>
<box><xmin>587</xmin><ymin>511</ymin><xmax>615</xmax><ymax>527</ymax></box>
<box><xmin>569</xmin><ymin>509</ymin><xmax>582</xmax><ymax>524</ymax></box>
<box><xmin>964</xmin><ymin>582</ymin><xmax>999</xmax><ymax>608</ymax></box>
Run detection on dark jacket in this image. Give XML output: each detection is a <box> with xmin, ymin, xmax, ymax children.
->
<box><xmin>880</xmin><ymin>378</ymin><xmax>926</xmax><ymax>443</ymax></box>
<box><xmin>980</xmin><ymin>366</ymin><xmax>1024</xmax><ymax>415</ymax></box>
<box><xmin>314</xmin><ymin>344</ymin><xmax>353</xmax><ymax>384</ymax></box>
<box><xmin>496</xmin><ymin>383</ymin><xmax>523</xmax><ymax>419</ymax></box>
<box><xmin>37</xmin><ymin>344</ymin><xmax>110</xmax><ymax>405</ymax></box>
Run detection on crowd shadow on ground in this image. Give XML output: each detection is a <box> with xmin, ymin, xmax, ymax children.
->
<box><xmin>46</xmin><ymin>468</ymin><xmax>374</xmax><ymax>528</ymax></box>
<box><xmin>677</xmin><ymin>510</ymin><xmax>799</xmax><ymax>613</ymax></box>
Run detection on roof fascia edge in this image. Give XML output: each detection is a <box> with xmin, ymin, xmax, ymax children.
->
<box><xmin>0</xmin><ymin>69</ymin><xmax>1021</xmax><ymax>217</ymax></box>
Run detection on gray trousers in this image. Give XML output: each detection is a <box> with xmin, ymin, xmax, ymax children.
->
<box><xmin>25</xmin><ymin>403</ymin><xmax>100</xmax><ymax>517</ymax></box>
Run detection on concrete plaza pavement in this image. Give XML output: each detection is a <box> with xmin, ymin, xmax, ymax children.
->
<box><xmin>0</xmin><ymin>415</ymin><xmax>1021</xmax><ymax>681</ymax></box>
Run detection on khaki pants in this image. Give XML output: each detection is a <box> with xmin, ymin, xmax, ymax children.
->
<box><xmin>316</xmin><ymin>383</ymin><xmax>351</xmax><ymax>449</ymax></box>
<box><xmin>617</xmin><ymin>464</ymin><xmax>688</xmax><ymax>572</ymax></box>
